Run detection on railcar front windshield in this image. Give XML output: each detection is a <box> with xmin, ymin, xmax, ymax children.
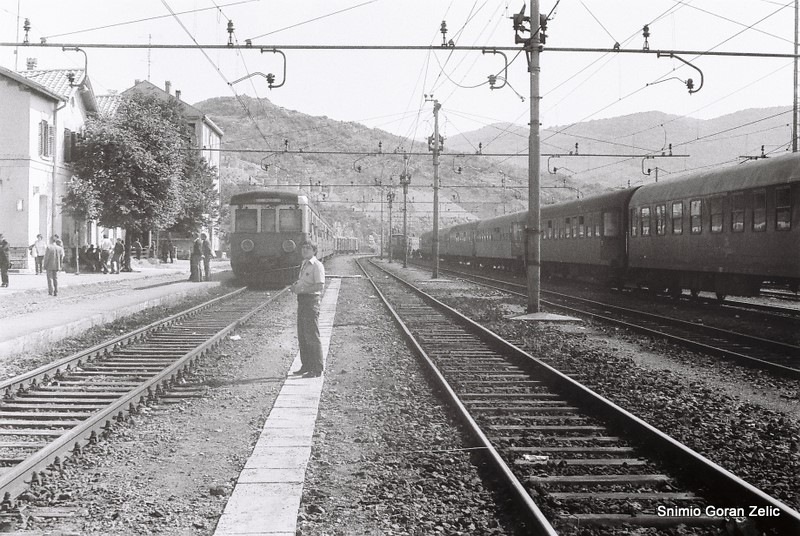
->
<box><xmin>235</xmin><ymin>209</ymin><xmax>257</xmax><ymax>232</ymax></box>
<box><xmin>279</xmin><ymin>208</ymin><xmax>303</xmax><ymax>232</ymax></box>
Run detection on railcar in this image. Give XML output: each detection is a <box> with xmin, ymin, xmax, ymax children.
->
<box><xmin>335</xmin><ymin>236</ymin><xmax>359</xmax><ymax>254</ymax></box>
<box><xmin>627</xmin><ymin>154</ymin><xmax>800</xmax><ymax>298</ymax></box>
<box><xmin>228</xmin><ymin>191</ymin><xmax>334</xmax><ymax>286</ymax></box>
<box><xmin>540</xmin><ymin>189</ymin><xmax>636</xmax><ymax>285</ymax></box>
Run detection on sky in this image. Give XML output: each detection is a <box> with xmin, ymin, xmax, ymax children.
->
<box><xmin>1</xmin><ymin>0</ymin><xmax>798</xmax><ymax>148</ymax></box>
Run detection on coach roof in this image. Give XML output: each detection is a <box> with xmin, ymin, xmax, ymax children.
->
<box><xmin>228</xmin><ymin>190</ymin><xmax>309</xmax><ymax>205</ymax></box>
<box><xmin>631</xmin><ymin>152</ymin><xmax>800</xmax><ymax>205</ymax></box>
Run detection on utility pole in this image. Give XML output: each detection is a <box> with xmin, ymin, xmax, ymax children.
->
<box><xmin>377</xmin><ymin>179</ymin><xmax>384</xmax><ymax>259</ymax></box>
<box><xmin>794</xmin><ymin>0</ymin><xmax>798</xmax><ymax>152</ymax></box>
<box><xmin>522</xmin><ymin>0</ymin><xmax>542</xmax><ymax>313</ymax></box>
<box><xmin>426</xmin><ymin>96</ymin><xmax>442</xmax><ymax>279</ymax></box>
<box><xmin>400</xmin><ymin>154</ymin><xmax>411</xmax><ymax>268</ymax></box>
<box><xmin>387</xmin><ymin>189</ymin><xmax>395</xmax><ymax>262</ymax></box>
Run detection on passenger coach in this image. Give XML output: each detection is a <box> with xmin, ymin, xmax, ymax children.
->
<box><xmin>228</xmin><ymin>191</ymin><xmax>334</xmax><ymax>286</ymax></box>
<box><xmin>627</xmin><ymin>154</ymin><xmax>799</xmax><ymax>298</ymax></box>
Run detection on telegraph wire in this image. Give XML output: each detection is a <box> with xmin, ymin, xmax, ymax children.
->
<box><xmin>247</xmin><ymin>0</ymin><xmax>382</xmax><ymax>41</ymax></box>
<box><xmin>44</xmin><ymin>0</ymin><xmax>264</xmax><ymax>39</ymax></box>
<box><xmin>669</xmin><ymin>0</ymin><xmax>793</xmax><ymax>45</ymax></box>
<box><xmin>159</xmin><ymin>0</ymin><xmax>272</xmax><ymax>149</ymax></box>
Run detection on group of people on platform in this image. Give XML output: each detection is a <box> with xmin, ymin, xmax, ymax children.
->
<box><xmin>0</xmin><ymin>233</ymin><xmax>65</xmax><ymax>295</ymax></box>
<box><xmin>0</xmin><ymin>231</ymin><xmax>216</xmax><ymax>292</ymax></box>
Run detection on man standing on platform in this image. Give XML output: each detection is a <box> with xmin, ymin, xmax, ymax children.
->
<box><xmin>200</xmin><ymin>233</ymin><xmax>214</xmax><ymax>281</ymax></box>
<box><xmin>289</xmin><ymin>242</ymin><xmax>325</xmax><ymax>378</ymax></box>
<box><xmin>29</xmin><ymin>234</ymin><xmax>46</xmax><ymax>275</ymax></box>
<box><xmin>43</xmin><ymin>235</ymin><xmax>64</xmax><ymax>297</ymax></box>
<box><xmin>99</xmin><ymin>233</ymin><xmax>113</xmax><ymax>274</ymax></box>
<box><xmin>189</xmin><ymin>232</ymin><xmax>202</xmax><ymax>282</ymax></box>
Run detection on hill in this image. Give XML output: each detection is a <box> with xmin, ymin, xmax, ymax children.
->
<box><xmin>195</xmin><ymin>96</ymin><xmax>794</xmax><ymax>241</ymax></box>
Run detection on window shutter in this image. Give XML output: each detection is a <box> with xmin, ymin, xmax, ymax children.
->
<box><xmin>38</xmin><ymin>121</ymin><xmax>44</xmax><ymax>156</ymax></box>
<box><xmin>47</xmin><ymin>124</ymin><xmax>55</xmax><ymax>157</ymax></box>
<box><xmin>63</xmin><ymin>128</ymin><xmax>72</xmax><ymax>162</ymax></box>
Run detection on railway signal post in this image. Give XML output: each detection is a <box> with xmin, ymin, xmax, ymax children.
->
<box><xmin>426</xmin><ymin>97</ymin><xmax>442</xmax><ymax>279</ymax></box>
<box><xmin>387</xmin><ymin>189</ymin><xmax>395</xmax><ymax>263</ymax></box>
<box><xmin>400</xmin><ymin>157</ymin><xmax>411</xmax><ymax>269</ymax></box>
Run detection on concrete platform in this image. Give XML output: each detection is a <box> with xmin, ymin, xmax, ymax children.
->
<box><xmin>0</xmin><ymin>260</ymin><xmax>230</xmax><ymax>358</ymax></box>
<box><xmin>213</xmin><ymin>279</ymin><xmax>341</xmax><ymax>536</ymax></box>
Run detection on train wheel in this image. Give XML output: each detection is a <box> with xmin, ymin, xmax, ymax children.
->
<box><xmin>715</xmin><ymin>292</ymin><xmax>726</xmax><ymax>302</ymax></box>
<box><xmin>669</xmin><ymin>287</ymin><xmax>682</xmax><ymax>299</ymax></box>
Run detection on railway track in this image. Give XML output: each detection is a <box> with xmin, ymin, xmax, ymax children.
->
<box><xmin>412</xmin><ymin>262</ymin><xmax>800</xmax><ymax>378</ymax></box>
<box><xmin>0</xmin><ymin>286</ymin><xmax>285</xmax><ymax>507</ymax></box>
<box><xmin>358</xmin><ymin>258</ymin><xmax>800</xmax><ymax>535</ymax></box>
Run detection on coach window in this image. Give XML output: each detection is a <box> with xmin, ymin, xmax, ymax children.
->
<box><xmin>710</xmin><ymin>197</ymin><xmax>723</xmax><ymax>233</ymax></box>
<box><xmin>564</xmin><ymin>218</ymin><xmax>571</xmax><ymax>238</ymax></box>
<box><xmin>640</xmin><ymin>207</ymin><xmax>651</xmax><ymax>236</ymax></box>
<box><xmin>235</xmin><ymin>208</ymin><xmax>257</xmax><ymax>232</ymax></box>
<box><xmin>672</xmin><ymin>202</ymin><xmax>683</xmax><ymax>234</ymax></box>
<box><xmin>578</xmin><ymin>216</ymin><xmax>585</xmax><ymax>237</ymax></box>
<box><xmin>630</xmin><ymin>208</ymin><xmax>638</xmax><ymax>237</ymax></box>
<box><xmin>731</xmin><ymin>193</ymin><xmax>744</xmax><ymax>232</ymax></box>
<box><xmin>690</xmin><ymin>200</ymin><xmax>702</xmax><ymax>234</ymax></box>
<box><xmin>279</xmin><ymin>207</ymin><xmax>303</xmax><ymax>232</ymax></box>
<box><xmin>603</xmin><ymin>211</ymin><xmax>620</xmax><ymax>237</ymax></box>
<box><xmin>752</xmin><ymin>190</ymin><xmax>766</xmax><ymax>232</ymax></box>
<box><xmin>587</xmin><ymin>214</ymin><xmax>593</xmax><ymax>237</ymax></box>
<box><xmin>776</xmin><ymin>187</ymin><xmax>791</xmax><ymax>230</ymax></box>
<box><xmin>655</xmin><ymin>204</ymin><xmax>666</xmax><ymax>235</ymax></box>
<box><xmin>260</xmin><ymin>208</ymin><xmax>276</xmax><ymax>232</ymax></box>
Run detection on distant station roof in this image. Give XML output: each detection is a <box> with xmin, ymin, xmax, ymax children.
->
<box><xmin>0</xmin><ymin>65</ymin><xmax>64</xmax><ymax>102</ymax></box>
<box><xmin>18</xmin><ymin>69</ymin><xmax>97</xmax><ymax>112</ymax></box>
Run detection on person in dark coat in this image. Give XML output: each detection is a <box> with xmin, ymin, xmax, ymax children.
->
<box><xmin>0</xmin><ymin>234</ymin><xmax>10</xmax><ymax>288</ymax></box>
<box><xmin>189</xmin><ymin>233</ymin><xmax>202</xmax><ymax>282</ymax></box>
<box><xmin>43</xmin><ymin>236</ymin><xmax>64</xmax><ymax>296</ymax></box>
<box><xmin>200</xmin><ymin>233</ymin><xmax>215</xmax><ymax>281</ymax></box>
<box><xmin>111</xmin><ymin>238</ymin><xmax>124</xmax><ymax>274</ymax></box>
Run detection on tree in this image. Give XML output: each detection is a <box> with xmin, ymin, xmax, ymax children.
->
<box><xmin>65</xmin><ymin>93</ymin><xmax>190</xmax><ymax>270</ymax></box>
<box><xmin>170</xmin><ymin>152</ymin><xmax>220</xmax><ymax>235</ymax></box>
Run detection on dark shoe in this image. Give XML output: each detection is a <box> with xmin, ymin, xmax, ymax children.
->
<box><xmin>291</xmin><ymin>368</ymin><xmax>308</xmax><ymax>376</ymax></box>
<box><xmin>48</xmin><ymin>291</ymin><xmax>52</xmax><ymax>295</ymax></box>
<box><xmin>303</xmin><ymin>370</ymin><xmax>322</xmax><ymax>378</ymax></box>
<box><xmin>53</xmin><ymin>292</ymin><xmax>57</xmax><ymax>297</ymax></box>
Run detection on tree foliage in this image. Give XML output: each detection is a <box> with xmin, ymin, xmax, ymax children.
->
<box><xmin>64</xmin><ymin>93</ymin><xmax>218</xmax><ymax>235</ymax></box>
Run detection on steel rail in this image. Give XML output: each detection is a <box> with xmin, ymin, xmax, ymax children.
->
<box><xmin>419</xmin><ymin>262</ymin><xmax>800</xmax><ymax>377</ymax></box>
<box><xmin>368</xmin><ymin>259</ymin><xmax>800</xmax><ymax>534</ymax></box>
<box><xmin>355</xmin><ymin>258</ymin><xmax>558</xmax><ymax>536</ymax></box>
<box><xmin>0</xmin><ymin>287</ymin><xmax>287</xmax><ymax>503</ymax></box>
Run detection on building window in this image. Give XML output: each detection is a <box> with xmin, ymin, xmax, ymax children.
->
<box><xmin>710</xmin><ymin>196</ymin><xmax>723</xmax><ymax>233</ymax></box>
<box><xmin>39</xmin><ymin>120</ymin><xmax>54</xmax><ymax>157</ymax></box>
<box><xmin>630</xmin><ymin>208</ymin><xmax>638</xmax><ymax>237</ymax></box>
<box><xmin>690</xmin><ymin>199</ymin><xmax>702</xmax><ymax>234</ymax></box>
<box><xmin>753</xmin><ymin>190</ymin><xmax>766</xmax><ymax>232</ymax></box>
<box><xmin>655</xmin><ymin>204</ymin><xmax>666</xmax><ymax>235</ymax></box>
<box><xmin>260</xmin><ymin>208</ymin><xmax>276</xmax><ymax>232</ymax></box>
<box><xmin>731</xmin><ymin>193</ymin><xmax>744</xmax><ymax>232</ymax></box>
<box><xmin>640</xmin><ymin>207</ymin><xmax>651</xmax><ymax>236</ymax></box>
<box><xmin>672</xmin><ymin>201</ymin><xmax>683</xmax><ymax>235</ymax></box>
<box><xmin>776</xmin><ymin>186</ymin><xmax>791</xmax><ymax>230</ymax></box>
<box><xmin>235</xmin><ymin>208</ymin><xmax>257</xmax><ymax>232</ymax></box>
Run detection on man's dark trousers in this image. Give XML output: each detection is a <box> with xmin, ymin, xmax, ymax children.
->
<box><xmin>297</xmin><ymin>294</ymin><xmax>323</xmax><ymax>373</ymax></box>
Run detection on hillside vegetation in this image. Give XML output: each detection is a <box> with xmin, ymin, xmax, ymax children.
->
<box><xmin>196</xmin><ymin>95</ymin><xmax>793</xmax><ymax>240</ymax></box>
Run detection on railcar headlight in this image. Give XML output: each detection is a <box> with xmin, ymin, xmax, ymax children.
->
<box><xmin>282</xmin><ymin>239</ymin><xmax>296</xmax><ymax>252</ymax></box>
<box><xmin>240</xmin><ymin>239</ymin><xmax>255</xmax><ymax>252</ymax></box>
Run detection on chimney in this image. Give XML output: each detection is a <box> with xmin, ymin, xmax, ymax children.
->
<box><xmin>175</xmin><ymin>90</ymin><xmax>181</xmax><ymax>100</ymax></box>
<box><xmin>134</xmin><ymin>79</ymin><xmax>140</xmax><ymax>85</ymax></box>
<box><xmin>26</xmin><ymin>58</ymin><xmax>37</xmax><ymax>70</ymax></box>
<box><xmin>164</xmin><ymin>80</ymin><xmax>171</xmax><ymax>94</ymax></box>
